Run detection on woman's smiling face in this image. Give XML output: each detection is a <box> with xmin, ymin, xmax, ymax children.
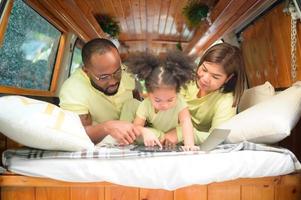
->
<box><xmin>196</xmin><ymin>61</ymin><xmax>230</xmax><ymax>93</ymax></box>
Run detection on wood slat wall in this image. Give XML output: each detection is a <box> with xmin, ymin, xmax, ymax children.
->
<box><xmin>240</xmin><ymin>2</ymin><xmax>301</xmax><ymax>88</ymax></box>
<box><xmin>0</xmin><ymin>174</ymin><xmax>300</xmax><ymax>200</ymax></box>
<box><xmin>239</xmin><ymin>2</ymin><xmax>301</xmax><ymax>163</ymax></box>
<box><xmin>185</xmin><ymin>0</ymin><xmax>277</xmax><ymax>57</ymax></box>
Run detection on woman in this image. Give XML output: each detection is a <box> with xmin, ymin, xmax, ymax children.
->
<box><xmin>160</xmin><ymin>42</ymin><xmax>247</xmax><ymax>146</ymax></box>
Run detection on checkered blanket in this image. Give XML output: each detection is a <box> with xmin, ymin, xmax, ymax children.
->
<box><xmin>3</xmin><ymin>142</ymin><xmax>301</xmax><ymax>171</ymax></box>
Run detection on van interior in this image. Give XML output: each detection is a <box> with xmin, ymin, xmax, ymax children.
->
<box><xmin>0</xmin><ymin>0</ymin><xmax>301</xmax><ymax>199</ymax></box>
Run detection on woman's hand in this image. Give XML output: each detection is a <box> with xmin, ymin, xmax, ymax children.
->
<box><xmin>181</xmin><ymin>145</ymin><xmax>200</xmax><ymax>151</ymax></box>
<box><xmin>160</xmin><ymin>131</ymin><xmax>178</xmax><ymax>146</ymax></box>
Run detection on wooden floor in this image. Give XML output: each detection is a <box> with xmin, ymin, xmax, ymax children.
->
<box><xmin>0</xmin><ymin>173</ymin><xmax>300</xmax><ymax>200</ymax></box>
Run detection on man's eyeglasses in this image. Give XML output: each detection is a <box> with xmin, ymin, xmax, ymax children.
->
<box><xmin>90</xmin><ymin>67</ymin><xmax>122</xmax><ymax>81</ymax></box>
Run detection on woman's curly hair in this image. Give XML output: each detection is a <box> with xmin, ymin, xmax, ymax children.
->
<box><xmin>126</xmin><ymin>50</ymin><xmax>196</xmax><ymax>92</ymax></box>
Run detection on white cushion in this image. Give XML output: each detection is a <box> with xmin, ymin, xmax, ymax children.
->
<box><xmin>238</xmin><ymin>81</ymin><xmax>275</xmax><ymax>112</ymax></box>
<box><xmin>0</xmin><ymin>96</ymin><xmax>94</xmax><ymax>151</ymax></box>
<box><xmin>220</xmin><ymin>82</ymin><xmax>301</xmax><ymax>144</ymax></box>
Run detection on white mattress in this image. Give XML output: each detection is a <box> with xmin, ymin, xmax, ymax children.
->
<box><xmin>7</xmin><ymin>150</ymin><xmax>295</xmax><ymax>190</ymax></box>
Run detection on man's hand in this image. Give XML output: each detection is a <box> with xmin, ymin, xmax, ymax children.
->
<box><xmin>79</xmin><ymin>114</ymin><xmax>140</xmax><ymax>145</ymax></box>
<box><xmin>160</xmin><ymin>130</ymin><xmax>178</xmax><ymax>146</ymax></box>
<box><xmin>105</xmin><ymin>120</ymin><xmax>140</xmax><ymax>145</ymax></box>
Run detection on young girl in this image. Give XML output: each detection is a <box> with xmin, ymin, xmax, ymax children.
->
<box><xmin>127</xmin><ymin>51</ymin><xmax>198</xmax><ymax>151</ymax></box>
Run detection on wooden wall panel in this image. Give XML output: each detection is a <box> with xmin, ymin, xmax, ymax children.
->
<box><xmin>185</xmin><ymin>0</ymin><xmax>271</xmax><ymax>56</ymax></box>
<box><xmin>241</xmin><ymin>185</ymin><xmax>274</xmax><ymax>200</ymax></box>
<box><xmin>275</xmin><ymin>185</ymin><xmax>301</xmax><ymax>200</ymax></box>
<box><xmin>241</xmin><ymin>2</ymin><xmax>301</xmax><ymax>87</ymax></box>
<box><xmin>240</xmin><ymin>2</ymin><xmax>301</xmax><ymax>162</ymax></box>
<box><xmin>208</xmin><ymin>184</ymin><xmax>240</xmax><ymax>200</ymax></box>
<box><xmin>268</xmin><ymin>6</ymin><xmax>291</xmax><ymax>87</ymax></box>
<box><xmin>174</xmin><ymin>185</ymin><xmax>207</xmax><ymax>200</ymax></box>
<box><xmin>70</xmin><ymin>187</ymin><xmax>104</xmax><ymax>200</ymax></box>
<box><xmin>275</xmin><ymin>174</ymin><xmax>301</xmax><ymax>200</ymax></box>
<box><xmin>104</xmin><ymin>185</ymin><xmax>138</xmax><ymax>200</ymax></box>
<box><xmin>36</xmin><ymin>187</ymin><xmax>70</xmax><ymax>200</ymax></box>
<box><xmin>0</xmin><ymin>174</ymin><xmax>301</xmax><ymax>200</ymax></box>
<box><xmin>1</xmin><ymin>187</ymin><xmax>35</xmax><ymax>200</ymax></box>
<box><xmin>140</xmin><ymin>189</ymin><xmax>173</xmax><ymax>200</ymax></box>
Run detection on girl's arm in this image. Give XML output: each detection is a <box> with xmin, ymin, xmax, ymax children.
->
<box><xmin>133</xmin><ymin>117</ymin><xmax>162</xmax><ymax>147</ymax></box>
<box><xmin>179</xmin><ymin>107</ymin><xmax>199</xmax><ymax>150</ymax></box>
<box><xmin>133</xmin><ymin>117</ymin><xmax>146</xmax><ymax>127</ymax></box>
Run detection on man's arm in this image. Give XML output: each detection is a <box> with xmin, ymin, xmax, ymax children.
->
<box><xmin>79</xmin><ymin>113</ymin><xmax>92</xmax><ymax>126</ymax></box>
<box><xmin>79</xmin><ymin>113</ymin><xmax>139</xmax><ymax>145</ymax></box>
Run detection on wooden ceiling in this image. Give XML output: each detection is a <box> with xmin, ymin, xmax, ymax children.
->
<box><xmin>85</xmin><ymin>0</ymin><xmax>217</xmax><ymax>55</ymax></box>
<box><xmin>28</xmin><ymin>0</ymin><xmax>278</xmax><ymax>57</ymax></box>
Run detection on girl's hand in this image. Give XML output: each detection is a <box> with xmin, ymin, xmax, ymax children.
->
<box><xmin>181</xmin><ymin>145</ymin><xmax>200</xmax><ymax>151</ymax></box>
<box><xmin>142</xmin><ymin>128</ymin><xmax>162</xmax><ymax>148</ymax></box>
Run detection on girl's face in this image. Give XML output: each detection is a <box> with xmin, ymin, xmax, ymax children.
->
<box><xmin>196</xmin><ymin>61</ymin><xmax>231</xmax><ymax>93</ymax></box>
<box><xmin>148</xmin><ymin>87</ymin><xmax>177</xmax><ymax>112</ymax></box>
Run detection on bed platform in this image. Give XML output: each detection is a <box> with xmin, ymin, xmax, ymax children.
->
<box><xmin>0</xmin><ymin>173</ymin><xmax>300</xmax><ymax>200</ymax></box>
<box><xmin>0</xmin><ymin>142</ymin><xmax>300</xmax><ymax>200</ymax></box>
<box><xmin>0</xmin><ymin>100</ymin><xmax>300</xmax><ymax>200</ymax></box>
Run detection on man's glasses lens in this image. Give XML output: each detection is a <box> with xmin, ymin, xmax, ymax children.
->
<box><xmin>96</xmin><ymin>68</ymin><xmax>122</xmax><ymax>81</ymax></box>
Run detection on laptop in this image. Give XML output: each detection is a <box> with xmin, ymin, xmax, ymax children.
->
<box><xmin>131</xmin><ymin>128</ymin><xmax>230</xmax><ymax>152</ymax></box>
<box><xmin>198</xmin><ymin>128</ymin><xmax>230</xmax><ymax>151</ymax></box>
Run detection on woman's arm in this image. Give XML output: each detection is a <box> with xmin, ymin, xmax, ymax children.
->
<box><xmin>193</xmin><ymin>93</ymin><xmax>236</xmax><ymax>145</ymax></box>
<box><xmin>210</xmin><ymin>95</ymin><xmax>236</xmax><ymax>132</ymax></box>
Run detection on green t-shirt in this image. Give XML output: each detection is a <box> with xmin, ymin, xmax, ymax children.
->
<box><xmin>136</xmin><ymin>95</ymin><xmax>187</xmax><ymax>133</ymax></box>
<box><xmin>59</xmin><ymin>67</ymin><xmax>135</xmax><ymax>124</ymax></box>
<box><xmin>180</xmin><ymin>82</ymin><xmax>236</xmax><ymax>144</ymax></box>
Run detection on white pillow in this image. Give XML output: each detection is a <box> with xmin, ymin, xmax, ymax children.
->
<box><xmin>0</xmin><ymin>96</ymin><xmax>94</xmax><ymax>151</ymax></box>
<box><xmin>220</xmin><ymin>81</ymin><xmax>301</xmax><ymax>144</ymax></box>
<box><xmin>238</xmin><ymin>81</ymin><xmax>275</xmax><ymax>112</ymax></box>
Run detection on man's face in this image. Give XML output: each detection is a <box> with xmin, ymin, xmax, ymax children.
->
<box><xmin>84</xmin><ymin>48</ymin><xmax>122</xmax><ymax>96</ymax></box>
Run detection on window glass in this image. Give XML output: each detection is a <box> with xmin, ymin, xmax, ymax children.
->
<box><xmin>0</xmin><ymin>0</ymin><xmax>61</xmax><ymax>90</ymax></box>
<box><xmin>70</xmin><ymin>45</ymin><xmax>82</xmax><ymax>75</ymax></box>
<box><xmin>0</xmin><ymin>0</ymin><xmax>7</xmax><ymax>19</ymax></box>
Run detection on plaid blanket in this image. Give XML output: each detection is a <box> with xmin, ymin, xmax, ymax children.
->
<box><xmin>3</xmin><ymin>142</ymin><xmax>301</xmax><ymax>171</ymax></box>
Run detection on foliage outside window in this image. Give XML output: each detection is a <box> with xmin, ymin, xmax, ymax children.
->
<box><xmin>70</xmin><ymin>44</ymin><xmax>82</xmax><ymax>75</ymax></box>
<box><xmin>0</xmin><ymin>0</ymin><xmax>61</xmax><ymax>90</ymax></box>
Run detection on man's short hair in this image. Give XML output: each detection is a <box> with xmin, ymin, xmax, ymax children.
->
<box><xmin>82</xmin><ymin>38</ymin><xmax>118</xmax><ymax>66</ymax></box>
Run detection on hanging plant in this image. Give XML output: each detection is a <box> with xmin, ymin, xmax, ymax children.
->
<box><xmin>176</xmin><ymin>42</ymin><xmax>182</xmax><ymax>51</ymax></box>
<box><xmin>95</xmin><ymin>14</ymin><xmax>121</xmax><ymax>38</ymax></box>
<box><xmin>182</xmin><ymin>0</ymin><xmax>209</xmax><ymax>28</ymax></box>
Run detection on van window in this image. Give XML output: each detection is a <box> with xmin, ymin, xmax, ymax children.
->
<box><xmin>0</xmin><ymin>0</ymin><xmax>61</xmax><ymax>90</ymax></box>
<box><xmin>70</xmin><ymin>45</ymin><xmax>82</xmax><ymax>75</ymax></box>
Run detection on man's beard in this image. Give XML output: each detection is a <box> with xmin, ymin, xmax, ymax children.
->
<box><xmin>90</xmin><ymin>80</ymin><xmax>120</xmax><ymax>96</ymax></box>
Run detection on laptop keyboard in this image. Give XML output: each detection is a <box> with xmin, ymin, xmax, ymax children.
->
<box><xmin>131</xmin><ymin>145</ymin><xmax>183</xmax><ymax>152</ymax></box>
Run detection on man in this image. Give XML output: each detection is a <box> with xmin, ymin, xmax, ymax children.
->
<box><xmin>59</xmin><ymin>38</ymin><xmax>139</xmax><ymax>145</ymax></box>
